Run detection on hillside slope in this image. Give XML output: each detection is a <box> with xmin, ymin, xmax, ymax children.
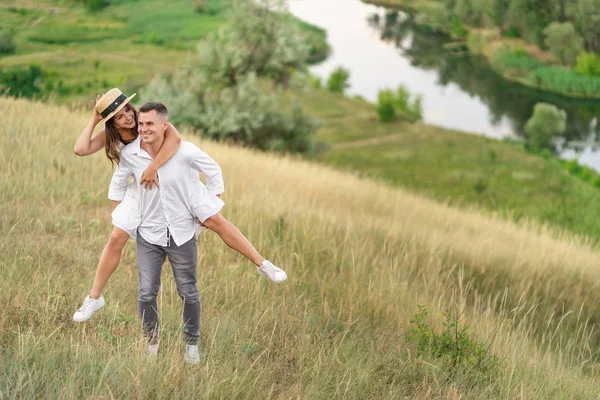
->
<box><xmin>1</xmin><ymin>97</ymin><xmax>600</xmax><ymax>398</ymax></box>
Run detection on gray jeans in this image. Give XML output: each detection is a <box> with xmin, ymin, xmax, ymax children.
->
<box><xmin>136</xmin><ymin>232</ymin><xmax>200</xmax><ymax>345</ymax></box>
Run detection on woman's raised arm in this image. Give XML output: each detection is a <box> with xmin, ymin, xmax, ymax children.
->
<box><xmin>74</xmin><ymin>95</ymin><xmax>107</xmax><ymax>156</ymax></box>
<box><xmin>140</xmin><ymin>122</ymin><xmax>182</xmax><ymax>189</ymax></box>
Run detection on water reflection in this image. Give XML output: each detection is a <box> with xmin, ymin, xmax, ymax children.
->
<box><xmin>367</xmin><ymin>10</ymin><xmax>600</xmax><ymax>148</ymax></box>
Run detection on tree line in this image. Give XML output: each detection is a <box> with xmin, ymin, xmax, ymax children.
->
<box><xmin>431</xmin><ymin>0</ymin><xmax>600</xmax><ymax>62</ymax></box>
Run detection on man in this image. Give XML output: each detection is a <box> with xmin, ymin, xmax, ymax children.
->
<box><xmin>107</xmin><ymin>102</ymin><xmax>247</xmax><ymax>364</ymax></box>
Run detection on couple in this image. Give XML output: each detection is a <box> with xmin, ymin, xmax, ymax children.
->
<box><xmin>72</xmin><ymin>88</ymin><xmax>287</xmax><ymax>363</ymax></box>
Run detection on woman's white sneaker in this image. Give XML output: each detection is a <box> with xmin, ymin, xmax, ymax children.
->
<box><xmin>257</xmin><ymin>260</ymin><xmax>287</xmax><ymax>283</ymax></box>
<box><xmin>72</xmin><ymin>295</ymin><xmax>105</xmax><ymax>322</ymax></box>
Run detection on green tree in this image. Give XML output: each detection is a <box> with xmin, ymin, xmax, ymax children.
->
<box><xmin>508</xmin><ymin>0</ymin><xmax>557</xmax><ymax>47</ymax></box>
<box><xmin>524</xmin><ymin>102</ymin><xmax>567</xmax><ymax>152</ymax></box>
<box><xmin>574</xmin><ymin>0</ymin><xmax>600</xmax><ymax>52</ymax></box>
<box><xmin>142</xmin><ymin>0</ymin><xmax>319</xmax><ymax>154</ymax></box>
<box><xmin>0</xmin><ymin>30</ymin><xmax>16</xmax><ymax>55</ymax></box>
<box><xmin>543</xmin><ymin>22</ymin><xmax>584</xmax><ymax>65</ymax></box>
<box><xmin>485</xmin><ymin>0</ymin><xmax>509</xmax><ymax>29</ymax></box>
<box><xmin>454</xmin><ymin>0</ymin><xmax>475</xmax><ymax>24</ymax></box>
<box><xmin>326</xmin><ymin>66</ymin><xmax>350</xmax><ymax>94</ymax></box>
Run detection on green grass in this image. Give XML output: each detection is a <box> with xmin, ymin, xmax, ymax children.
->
<box><xmin>0</xmin><ymin>0</ymin><xmax>328</xmax><ymax>104</ymax></box>
<box><xmin>3</xmin><ymin>97</ymin><xmax>600</xmax><ymax>398</ymax></box>
<box><xmin>493</xmin><ymin>49</ymin><xmax>600</xmax><ymax>99</ymax></box>
<box><xmin>291</xmin><ymin>87</ymin><xmax>600</xmax><ymax>240</ymax></box>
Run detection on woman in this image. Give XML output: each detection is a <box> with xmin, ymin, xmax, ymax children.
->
<box><xmin>73</xmin><ymin>88</ymin><xmax>287</xmax><ymax>322</ymax></box>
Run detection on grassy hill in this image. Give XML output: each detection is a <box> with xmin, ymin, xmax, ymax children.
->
<box><xmin>5</xmin><ymin>0</ymin><xmax>600</xmax><ymax>244</ymax></box>
<box><xmin>2</xmin><ymin>97</ymin><xmax>600</xmax><ymax>398</ymax></box>
<box><xmin>296</xmin><ymin>88</ymin><xmax>600</xmax><ymax>241</ymax></box>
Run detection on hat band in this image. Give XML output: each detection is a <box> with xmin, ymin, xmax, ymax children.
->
<box><xmin>100</xmin><ymin>94</ymin><xmax>128</xmax><ymax>118</ymax></box>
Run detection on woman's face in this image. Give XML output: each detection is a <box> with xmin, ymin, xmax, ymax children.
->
<box><xmin>112</xmin><ymin>105</ymin><xmax>136</xmax><ymax>130</ymax></box>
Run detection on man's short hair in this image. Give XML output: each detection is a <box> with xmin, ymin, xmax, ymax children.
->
<box><xmin>139</xmin><ymin>102</ymin><xmax>168</xmax><ymax>118</ymax></box>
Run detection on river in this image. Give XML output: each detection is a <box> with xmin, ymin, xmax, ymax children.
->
<box><xmin>288</xmin><ymin>0</ymin><xmax>600</xmax><ymax>170</ymax></box>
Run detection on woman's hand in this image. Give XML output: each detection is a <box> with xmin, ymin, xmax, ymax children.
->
<box><xmin>91</xmin><ymin>94</ymin><xmax>103</xmax><ymax>125</ymax></box>
<box><xmin>140</xmin><ymin>166</ymin><xmax>160</xmax><ymax>190</ymax></box>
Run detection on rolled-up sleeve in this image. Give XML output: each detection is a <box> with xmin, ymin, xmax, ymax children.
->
<box><xmin>186</xmin><ymin>144</ymin><xmax>224</xmax><ymax>196</ymax></box>
<box><xmin>108</xmin><ymin>159</ymin><xmax>132</xmax><ymax>201</ymax></box>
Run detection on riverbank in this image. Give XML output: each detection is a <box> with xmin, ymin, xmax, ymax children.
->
<box><xmin>361</xmin><ymin>0</ymin><xmax>600</xmax><ymax>100</ymax></box>
<box><xmin>291</xmin><ymin>87</ymin><xmax>600</xmax><ymax>240</ymax></box>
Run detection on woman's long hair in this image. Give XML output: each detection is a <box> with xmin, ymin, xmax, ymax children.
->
<box><xmin>104</xmin><ymin>103</ymin><xmax>138</xmax><ymax>166</ymax></box>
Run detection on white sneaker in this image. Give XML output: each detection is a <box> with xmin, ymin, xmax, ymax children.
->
<box><xmin>147</xmin><ymin>343</ymin><xmax>159</xmax><ymax>357</ymax></box>
<box><xmin>184</xmin><ymin>344</ymin><xmax>200</xmax><ymax>365</ymax></box>
<box><xmin>72</xmin><ymin>295</ymin><xmax>105</xmax><ymax>322</ymax></box>
<box><xmin>257</xmin><ymin>260</ymin><xmax>287</xmax><ymax>283</ymax></box>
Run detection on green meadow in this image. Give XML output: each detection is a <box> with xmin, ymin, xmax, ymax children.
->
<box><xmin>2</xmin><ymin>97</ymin><xmax>600</xmax><ymax>398</ymax></box>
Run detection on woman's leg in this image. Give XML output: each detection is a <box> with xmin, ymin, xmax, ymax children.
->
<box><xmin>89</xmin><ymin>226</ymin><xmax>130</xmax><ymax>299</ymax></box>
<box><xmin>201</xmin><ymin>213</ymin><xmax>264</xmax><ymax>266</ymax></box>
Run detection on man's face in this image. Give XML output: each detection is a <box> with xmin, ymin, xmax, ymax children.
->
<box><xmin>138</xmin><ymin>110</ymin><xmax>167</xmax><ymax>146</ymax></box>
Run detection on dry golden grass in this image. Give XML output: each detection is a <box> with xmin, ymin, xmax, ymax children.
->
<box><xmin>1</xmin><ymin>97</ymin><xmax>600</xmax><ymax>398</ymax></box>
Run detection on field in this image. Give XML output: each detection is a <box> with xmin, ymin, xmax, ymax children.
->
<box><xmin>0</xmin><ymin>0</ymin><xmax>327</xmax><ymax>104</ymax></box>
<box><xmin>2</xmin><ymin>97</ymin><xmax>600</xmax><ymax>398</ymax></box>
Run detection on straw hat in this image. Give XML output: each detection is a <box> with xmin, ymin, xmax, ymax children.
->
<box><xmin>95</xmin><ymin>88</ymin><xmax>136</xmax><ymax>124</ymax></box>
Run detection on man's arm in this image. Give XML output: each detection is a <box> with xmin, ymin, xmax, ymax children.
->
<box><xmin>186</xmin><ymin>143</ymin><xmax>225</xmax><ymax>196</ymax></box>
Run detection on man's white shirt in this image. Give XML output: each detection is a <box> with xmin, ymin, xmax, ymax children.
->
<box><xmin>108</xmin><ymin>136</ymin><xmax>224</xmax><ymax>246</ymax></box>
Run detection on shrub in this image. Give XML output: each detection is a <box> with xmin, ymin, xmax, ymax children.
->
<box><xmin>0</xmin><ymin>64</ymin><xmax>43</xmax><ymax>98</ymax></box>
<box><xmin>575</xmin><ymin>52</ymin><xmax>600</xmax><ymax>77</ymax></box>
<box><xmin>376</xmin><ymin>89</ymin><xmax>396</xmax><ymax>122</ymax></box>
<box><xmin>396</xmin><ymin>84</ymin><xmax>423</xmax><ymax>121</ymax></box>
<box><xmin>524</xmin><ymin>103</ymin><xmax>567</xmax><ymax>153</ymax></box>
<box><xmin>450</xmin><ymin>17</ymin><xmax>468</xmax><ymax>39</ymax></box>
<box><xmin>193</xmin><ymin>0</ymin><xmax>207</xmax><ymax>13</ymax></box>
<box><xmin>77</xmin><ymin>0</ymin><xmax>109</xmax><ymax>12</ymax></box>
<box><xmin>409</xmin><ymin>94</ymin><xmax>423</xmax><ymax>121</ymax></box>
<box><xmin>406</xmin><ymin>306</ymin><xmax>499</xmax><ymax>373</ymax></box>
<box><xmin>308</xmin><ymin>74</ymin><xmax>321</xmax><ymax>89</ymax></box>
<box><xmin>376</xmin><ymin>85</ymin><xmax>423</xmax><ymax>122</ymax></box>
<box><xmin>0</xmin><ymin>30</ymin><xmax>16</xmax><ymax>55</ymax></box>
<box><xmin>326</xmin><ymin>66</ymin><xmax>350</xmax><ymax>94</ymax></box>
<box><xmin>395</xmin><ymin>84</ymin><xmax>410</xmax><ymax>110</ymax></box>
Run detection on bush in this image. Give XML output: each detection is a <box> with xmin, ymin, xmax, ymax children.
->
<box><xmin>524</xmin><ymin>103</ymin><xmax>567</xmax><ymax>153</ymax></box>
<box><xmin>77</xmin><ymin>0</ymin><xmax>109</xmax><ymax>12</ymax></box>
<box><xmin>193</xmin><ymin>0</ymin><xmax>207</xmax><ymax>13</ymax></box>
<box><xmin>376</xmin><ymin>89</ymin><xmax>396</xmax><ymax>122</ymax></box>
<box><xmin>376</xmin><ymin>85</ymin><xmax>423</xmax><ymax>123</ymax></box>
<box><xmin>450</xmin><ymin>17</ymin><xmax>468</xmax><ymax>39</ymax></box>
<box><xmin>0</xmin><ymin>65</ymin><xmax>43</xmax><ymax>98</ymax></box>
<box><xmin>326</xmin><ymin>66</ymin><xmax>350</xmax><ymax>94</ymax></box>
<box><xmin>308</xmin><ymin>74</ymin><xmax>321</xmax><ymax>89</ymax></box>
<box><xmin>0</xmin><ymin>30</ymin><xmax>16</xmax><ymax>55</ymax></box>
<box><xmin>406</xmin><ymin>306</ymin><xmax>498</xmax><ymax>373</ymax></box>
<box><xmin>575</xmin><ymin>52</ymin><xmax>600</xmax><ymax>77</ymax></box>
<box><xmin>409</xmin><ymin>94</ymin><xmax>423</xmax><ymax>121</ymax></box>
<box><xmin>396</xmin><ymin>84</ymin><xmax>423</xmax><ymax>121</ymax></box>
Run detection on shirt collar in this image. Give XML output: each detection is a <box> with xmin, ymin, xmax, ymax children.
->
<box><xmin>130</xmin><ymin>136</ymin><xmax>152</xmax><ymax>160</ymax></box>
